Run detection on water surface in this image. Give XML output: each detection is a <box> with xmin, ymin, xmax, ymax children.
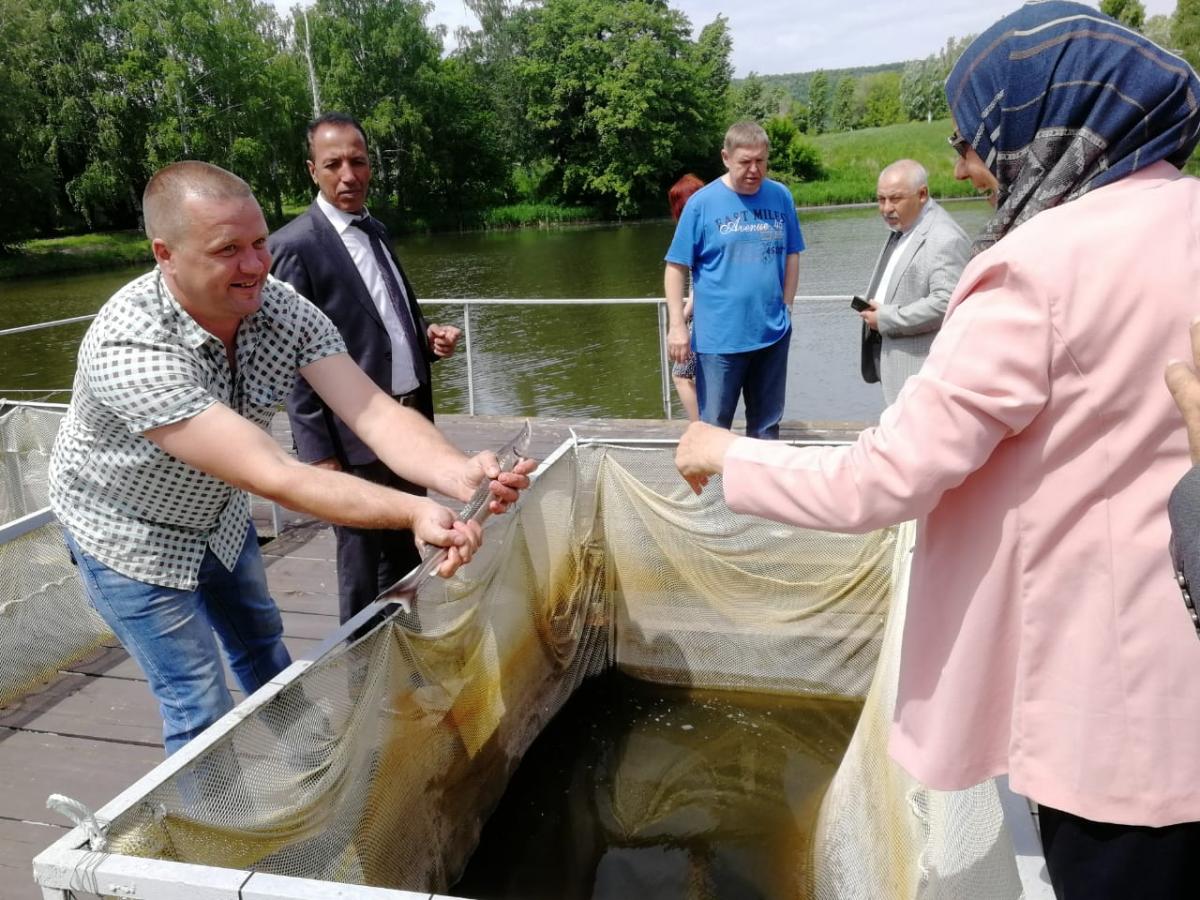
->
<box><xmin>452</xmin><ymin>672</ymin><xmax>863</xmax><ymax>900</ymax></box>
<box><xmin>0</xmin><ymin>202</ymin><xmax>992</xmax><ymax>423</ymax></box>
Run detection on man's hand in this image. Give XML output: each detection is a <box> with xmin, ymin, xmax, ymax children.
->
<box><xmin>675</xmin><ymin>421</ymin><xmax>738</xmax><ymax>495</ymax></box>
<box><xmin>409</xmin><ymin>498</ymin><xmax>483</xmax><ymax>577</ymax></box>
<box><xmin>451</xmin><ymin>452</ymin><xmax>538</xmax><ymax>511</ymax></box>
<box><xmin>1166</xmin><ymin>318</ymin><xmax>1200</xmax><ymax>465</ymax></box>
<box><xmin>667</xmin><ymin>323</ymin><xmax>691</xmax><ymax>364</ymax></box>
<box><xmin>427</xmin><ymin>323</ymin><xmax>462</xmax><ymax>359</ymax></box>
<box><xmin>310</xmin><ymin>456</ymin><xmax>342</xmax><ymax>472</ymax></box>
<box><xmin>859</xmin><ymin>299</ymin><xmax>880</xmax><ymax>331</ymax></box>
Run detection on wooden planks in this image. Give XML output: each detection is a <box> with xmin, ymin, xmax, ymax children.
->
<box><xmin>0</xmin><ymin>818</ymin><xmax>69</xmax><ymax>900</ymax></box>
<box><xmin>0</xmin><ymin>727</ymin><xmax>163</xmax><ymax>900</ymax></box>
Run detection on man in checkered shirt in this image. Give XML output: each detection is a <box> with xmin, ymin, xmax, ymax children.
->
<box><xmin>49</xmin><ymin>161</ymin><xmax>533</xmax><ymax>754</ymax></box>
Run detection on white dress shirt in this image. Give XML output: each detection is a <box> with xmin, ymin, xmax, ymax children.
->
<box><xmin>315</xmin><ymin>193</ymin><xmax>420</xmax><ymax>395</ymax></box>
<box><xmin>874</xmin><ymin>201</ymin><xmax>931</xmax><ymax>306</ymax></box>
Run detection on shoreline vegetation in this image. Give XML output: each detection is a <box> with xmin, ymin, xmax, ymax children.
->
<box><xmin>0</xmin><ymin>119</ymin><xmax>972</xmax><ymax>281</ymax></box>
<box><xmin>3</xmin><ymin>116</ymin><xmax>1194</xmax><ymax>282</ymax></box>
<box><xmin>9</xmin><ymin>0</ymin><xmax>1198</xmax><ymax>284</ymax></box>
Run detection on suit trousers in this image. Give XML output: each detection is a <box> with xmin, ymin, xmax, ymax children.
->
<box><xmin>1039</xmin><ymin>803</ymin><xmax>1200</xmax><ymax>899</ymax></box>
<box><xmin>334</xmin><ymin>458</ymin><xmax>424</xmax><ymax>624</ymax></box>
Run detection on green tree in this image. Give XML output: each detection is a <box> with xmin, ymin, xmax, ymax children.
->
<box><xmin>519</xmin><ymin>0</ymin><xmax>732</xmax><ymax>215</ymax></box>
<box><xmin>162</xmin><ymin>0</ymin><xmax>309</xmax><ymax>222</ymax></box>
<box><xmin>861</xmin><ymin>72</ymin><xmax>904</xmax><ymax>128</ymax></box>
<box><xmin>454</xmin><ymin>0</ymin><xmax>538</xmax><ymax>174</ymax></box>
<box><xmin>1174</xmin><ymin>0</ymin><xmax>1200</xmax><ymax>71</ymax></box>
<box><xmin>421</xmin><ymin>56</ymin><xmax>512</xmax><ymax>220</ymax></box>
<box><xmin>762</xmin><ymin>115</ymin><xmax>824</xmax><ymax>182</ymax></box>
<box><xmin>306</xmin><ymin>0</ymin><xmax>510</xmax><ymax>222</ymax></box>
<box><xmin>1144</xmin><ymin>14</ymin><xmax>1174</xmax><ymax>48</ymax></box>
<box><xmin>763</xmin><ymin>115</ymin><xmax>797</xmax><ymax>176</ymax></box>
<box><xmin>733</xmin><ymin>73</ymin><xmax>785</xmax><ymax>122</ymax></box>
<box><xmin>1100</xmin><ymin>0</ymin><xmax>1146</xmax><ymax>30</ymax></box>
<box><xmin>939</xmin><ymin>33</ymin><xmax>976</xmax><ymax>75</ymax></box>
<box><xmin>900</xmin><ymin>56</ymin><xmax>948</xmax><ymax>122</ymax></box>
<box><xmin>807</xmin><ymin>70</ymin><xmax>830</xmax><ymax>134</ymax></box>
<box><xmin>830</xmin><ymin>76</ymin><xmax>859</xmax><ymax>131</ymax></box>
<box><xmin>307</xmin><ymin>0</ymin><xmax>445</xmax><ymax>215</ymax></box>
<box><xmin>37</xmin><ymin>0</ymin><xmax>149</xmax><ymax>230</ymax></box>
<box><xmin>692</xmin><ymin>16</ymin><xmax>735</xmax><ymax>127</ymax></box>
<box><xmin>789</xmin><ymin>103</ymin><xmax>810</xmax><ymax>134</ymax></box>
<box><xmin>33</xmin><ymin>0</ymin><xmax>309</xmax><ymax>230</ymax></box>
<box><xmin>0</xmin><ymin>0</ymin><xmax>57</xmax><ymax>245</ymax></box>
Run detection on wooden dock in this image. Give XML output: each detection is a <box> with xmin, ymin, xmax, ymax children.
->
<box><xmin>0</xmin><ymin>414</ymin><xmax>863</xmax><ymax>900</ymax></box>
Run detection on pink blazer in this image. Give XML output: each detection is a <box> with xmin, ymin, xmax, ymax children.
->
<box><xmin>723</xmin><ymin>161</ymin><xmax>1200</xmax><ymax>826</ymax></box>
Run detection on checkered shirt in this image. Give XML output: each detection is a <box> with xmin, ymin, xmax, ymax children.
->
<box><xmin>49</xmin><ymin>269</ymin><xmax>346</xmax><ymax>589</ymax></box>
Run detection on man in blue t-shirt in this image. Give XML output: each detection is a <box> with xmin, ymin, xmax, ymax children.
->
<box><xmin>664</xmin><ymin>121</ymin><xmax>804</xmax><ymax>439</ymax></box>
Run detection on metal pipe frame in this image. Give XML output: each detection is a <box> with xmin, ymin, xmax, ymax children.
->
<box><xmin>2</xmin><ymin>297</ymin><xmax>852</xmax><ymax>422</ymax></box>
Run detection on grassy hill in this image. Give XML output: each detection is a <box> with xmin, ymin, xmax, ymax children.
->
<box><xmin>788</xmin><ymin>118</ymin><xmax>982</xmax><ymax>207</ymax></box>
<box><xmin>787</xmin><ymin>115</ymin><xmax>1200</xmax><ymax>207</ymax></box>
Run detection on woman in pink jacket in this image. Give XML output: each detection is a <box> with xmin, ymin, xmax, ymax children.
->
<box><xmin>676</xmin><ymin>4</ymin><xmax>1200</xmax><ymax>897</ymax></box>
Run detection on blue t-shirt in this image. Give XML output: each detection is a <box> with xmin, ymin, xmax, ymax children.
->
<box><xmin>665</xmin><ymin>178</ymin><xmax>804</xmax><ymax>354</ymax></box>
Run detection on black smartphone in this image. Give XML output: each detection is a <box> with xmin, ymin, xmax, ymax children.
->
<box><xmin>850</xmin><ymin>295</ymin><xmax>870</xmax><ymax>312</ymax></box>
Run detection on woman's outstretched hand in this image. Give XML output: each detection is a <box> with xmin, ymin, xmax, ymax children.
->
<box><xmin>675</xmin><ymin>421</ymin><xmax>737</xmax><ymax>494</ymax></box>
<box><xmin>1165</xmin><ymin>318</ymin><xmax>1200</xmax><ymax>465</ymax></box>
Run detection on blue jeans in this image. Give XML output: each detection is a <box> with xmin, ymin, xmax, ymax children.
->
<box><xmin>695</xmin><ymin>327</ymin><xmax>791</xmax><ymax>439</ymax></box>
<box><xmin>64</xmin><ymin>523</ymin><xmax>291</xmax><ymax>754</ymax></box>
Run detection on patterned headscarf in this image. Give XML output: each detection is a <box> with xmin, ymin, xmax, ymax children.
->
<box><xmin>946</xmin><ymin>0</ymin><xmax>1200</xmax><ymax>253</ymax></box>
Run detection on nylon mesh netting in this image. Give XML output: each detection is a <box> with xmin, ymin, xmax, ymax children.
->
<box><xmin>0</xmin><ymin>403</ymin><xmax>111</xmax><ymax>708</ymax></box>
<box><xmin>14</xmin><ymin>424</ymin><xmax>1019</xmax><ymax>898</ymax></box>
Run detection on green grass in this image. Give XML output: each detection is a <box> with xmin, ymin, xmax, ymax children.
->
<box><xmin>793</xmin><ymin>117</ymin><xmax>1200</xmax><ymax>205</ymax></box>
<box><xmin>789</xmin><ymin>118</ymin><xmax>982</xmax><ymax>207</ymax></box>
<box><xmin>479</xmin><ymin>203</ymin><xmax>601</xmax><ymax>228</ymax></box>
<box><xmin>0</xmin><ymin>231</ymin><xmax>152</xmax><ymax>280</ymax></box>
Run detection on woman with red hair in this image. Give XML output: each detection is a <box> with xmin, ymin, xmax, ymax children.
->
<box><xmin>666</xmin><ymin>174</ymin><xmax>705</xmax><ymax>421</ymax></box>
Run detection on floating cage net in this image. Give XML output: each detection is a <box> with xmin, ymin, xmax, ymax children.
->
<box><xmin>86</xmin><ymin>440</ymin><xmax>1019</xmax><ymax>899</ymax></box>
<box><xmin>0</xmin><ymin>402</ymin><xmax>112</xmax><ymax>708</ymax></box>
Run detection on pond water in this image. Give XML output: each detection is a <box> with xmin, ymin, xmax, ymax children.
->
<box><xmin>451</xmin><ymin>672</ymin><xmax>863</xmax><ymax>900</ymax></box>
<box><xmin>0</xmin><ymin>201</ymin><xmax>992</xmax><ymax>423</ymax></box>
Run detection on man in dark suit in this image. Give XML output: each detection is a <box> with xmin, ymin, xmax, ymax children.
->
<box><xmin>270</xmin><ymin>112</ymin><xmax>461</xmax><ymax>624</ymax></box>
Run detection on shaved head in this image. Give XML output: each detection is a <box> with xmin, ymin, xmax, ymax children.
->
<box><xmin>143</xmin><ymin>161</ymin><xmax>255</xmax><ymax>244</ymax></box>
<box><xmin>878</xmin><ymin>159</ymin><xmax>928</xmax><ymax>193</ymax></box>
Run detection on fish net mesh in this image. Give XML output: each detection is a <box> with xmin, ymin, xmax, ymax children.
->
<box><xmin>0</xmin><ymin>403</ymin><xmax>111</xmax><ymax>708</ymax></box>
<box><xmin>9</xmin><ymin>419</ymin><xmax>1019</xmax><ymax>898</ymax></box>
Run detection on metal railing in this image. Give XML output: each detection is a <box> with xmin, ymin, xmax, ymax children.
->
<box><xmin>0</xmin><ymin>295</ymin><xmax>850</xmax><ymax>418</ymax></box>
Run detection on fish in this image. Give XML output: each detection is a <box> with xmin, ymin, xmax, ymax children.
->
<box><xmin>376</xmin><ymin>419</ymin><xmax>532</xmax><ymax>613</ymax></box>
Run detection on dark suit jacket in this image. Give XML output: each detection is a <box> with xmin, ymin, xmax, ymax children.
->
<box><xmin>269</xmin><ymin>203</ymin><xmax>435</xmax><ymax>467</ymax></box>
<box><xmin>1168</xmin><ymin>465</ymin><xmax>1200</xmax><ymax>639</ymax></box>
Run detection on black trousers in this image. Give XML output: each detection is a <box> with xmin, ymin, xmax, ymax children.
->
<box><xmin>1039</xmin><ymin>803</ymin><xmax>1200</xmax><ymax>899</ymax></box>
<box><xmin>333</xmin><ymin>458</ymin><xmax>423</xmax><ymax>624</ymax></box>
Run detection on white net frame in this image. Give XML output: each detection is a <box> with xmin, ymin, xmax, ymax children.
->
<box><xmin>30</xmin><ymin>435</ymin><xmax>1023</xmax><ymax>900</ymax></box>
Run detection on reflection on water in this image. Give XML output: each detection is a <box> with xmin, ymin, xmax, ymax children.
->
<box><xmin>0</xmin><ymin>202</ymin><xmax>992</xmax><ymax>422</ymax></box>
<box><xmin>453</xmin><ymin>672</ymin><xmax>863</xmax><ymax>900</ymax></box>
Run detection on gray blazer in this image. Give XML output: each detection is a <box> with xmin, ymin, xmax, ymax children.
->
<box><xmin>861</xmin><ymin>200</ymin><xmax>971</xmax><ymax>404</ymax></box>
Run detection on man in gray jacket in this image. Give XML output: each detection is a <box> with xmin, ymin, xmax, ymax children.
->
<box><xmin>860</xmin><ymin>159</ymin><xmax>971</xmax><ymax>405</ymax></box>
